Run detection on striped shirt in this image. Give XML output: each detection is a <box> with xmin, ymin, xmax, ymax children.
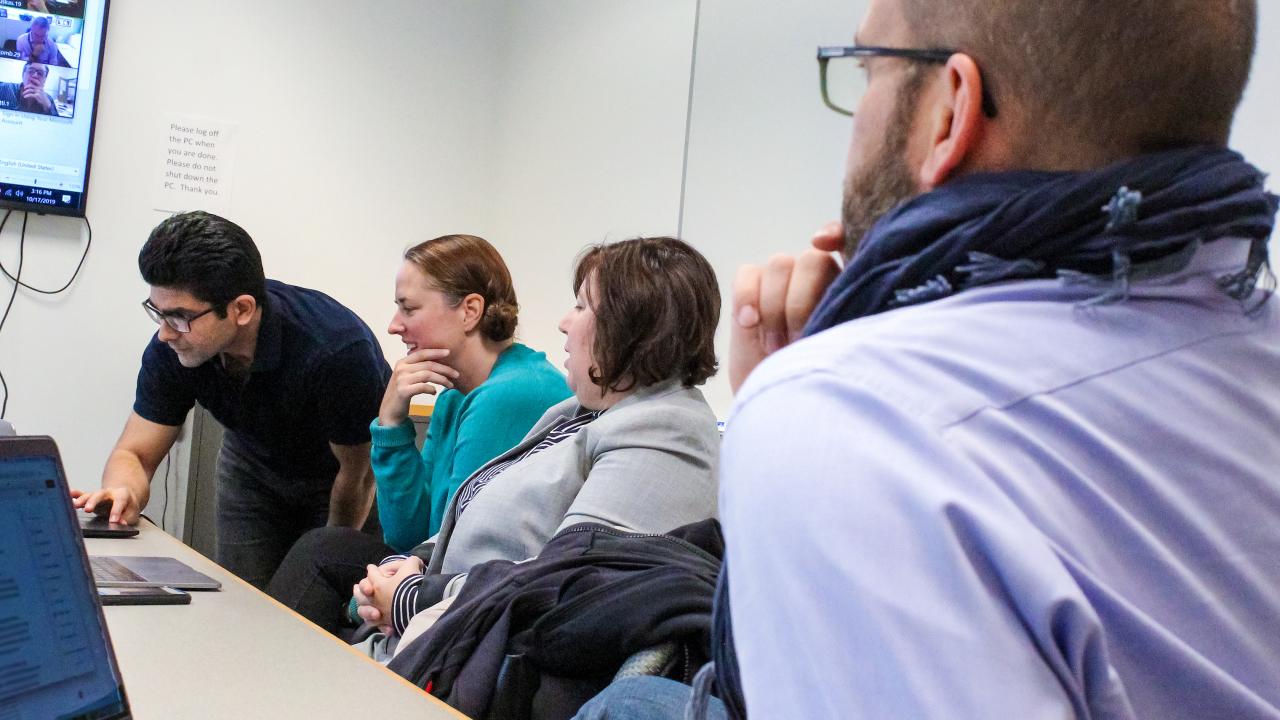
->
<box><xmin>453</xmin><ymin>409</ymin><xmax>602</xmax><ymax>519</ymax></box>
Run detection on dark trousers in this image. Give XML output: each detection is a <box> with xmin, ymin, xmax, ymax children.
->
<box><xmin>265</xmin><ymin>525</ymin><xmax>396</xmax><ymax>636</ymax></box>
<box><xmin>215</xmin><ymin>439</ymin><xmax>380</xmax><ymax>590</ymax></box>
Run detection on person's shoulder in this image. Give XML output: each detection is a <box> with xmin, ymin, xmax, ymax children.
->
<box><xmin>268</xmin><ymin>279</ymin><xmax>379</xmax><ymax>345</ymax></box>
<box><xmin>267</xmin><ymin>279</ymin><xmax>358</xmax><ymax>318</ymax></box>
<box><xmin>598</xmin><ymin>381</ymin><xmax>717</xmax><ymax>440</ymax></box>
<box><xmin>739</xmin><ymin>281</ymin><xmax>1088</xmax><ymax>430</ymax></box>
<box><xmin>750</xmin><ymin>265</ymin><xmax>1275</xmax><ymax>431</ymax></box>
<box><xmin>489</xmin><ymin>343</ymin><xmax>560</xmax><ymax>377</ymax></box>
<box><xmin>476</xmin><ymin>344</ymin><xmax>569</xmax><ymax>399</ymax></box>
<box><xmin>630</xmin><ymin>381</ymin><xmax>715</xmax><ymax>416</ymax></box>
<box><xmin>542</xmin><ymin>394</ymin><xmax>580</xmax><ymax>416</ymax></box>
<box><xmin>428</xmin><ymin>387</ymin><xmax>463</xmax><ymax>418</ymax></box>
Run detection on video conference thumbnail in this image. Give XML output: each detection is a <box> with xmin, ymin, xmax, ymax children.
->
<box><xmin>0</xmin><ymin>7</ymin><xmax>84</xmax><ymax>118</ymax></box>
<box><xmin>0</xmin><ymin>1</ymin><xmax>84</xmax><ymax>20</ymax></box>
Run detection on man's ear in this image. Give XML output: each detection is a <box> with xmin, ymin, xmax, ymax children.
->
<box><xmin>459</xmin><ymin>293</ymin><xmax>485</xmax><ymax>333</ymax></box>
<box><xmin>918</xmin><ymin>53</ymin><xmax>988</xmax><ymax>189</ymax></box>
<box><xmin>230</xmin><ymin>294</ymin><xmax>257</xmax><ymax>326</ymax></box>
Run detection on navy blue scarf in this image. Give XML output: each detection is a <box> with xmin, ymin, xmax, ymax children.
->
<box><xmin>806</xmin><ymin>146</ymin><xmax>1279</xmax><ymax>335</ymax></box>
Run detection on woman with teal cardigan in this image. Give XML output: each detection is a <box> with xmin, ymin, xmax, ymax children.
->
<box><xmin>266</xmin><ymin>234</ymin><xmax>568</xmax><ymax>634</ymax></box>
<box><xmin>372</xmin><ymin>341</ymin><xmax>570</xmax><ymax>550</ymax></box>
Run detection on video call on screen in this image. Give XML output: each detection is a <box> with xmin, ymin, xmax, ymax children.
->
<box><xmin>0</xmin><ymin>0</ymin><xmax>100</xmax><ymax>215</ymax></box>
<box><xmin>0</xmin><ymin>3</ymin><xmax>86</xmax><ymax>119</ymax></box>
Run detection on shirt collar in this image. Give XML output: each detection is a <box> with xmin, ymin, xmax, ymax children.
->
<box><xmin>249</xmin><ymin>299</ymin><xmax>281</xmax><ymax>373</ymax></box>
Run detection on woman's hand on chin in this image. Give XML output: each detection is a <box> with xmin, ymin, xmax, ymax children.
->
<box><xmin>378</xmin><ymin>348</ymin><xmax>459</xmax><ymax>426</ymax></box>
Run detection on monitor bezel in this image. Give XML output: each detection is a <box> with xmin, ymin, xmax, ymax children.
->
<box><xmin>0</xmin><ymin>0</ymin><xmax>112</xmax><ymax>219</ymax></box>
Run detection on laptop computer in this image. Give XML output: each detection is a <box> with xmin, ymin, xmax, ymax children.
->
<box><xmin>0</xmin><ymin>426</ymin><xmax>216</xmax><ymax>589</ymax></box>
<box><xmin>5</xmin><ymin>420</ymin><xmax>143</xmax><ymax>540</ymax></box>
<box><xmin>89</xmin><ymin>555</ymin><xmax>221</xmax><ymax>590</ymax></box>
<box><xmin>0</xmin><ymin>435</ymin><xmax>133</xmax><ymax>719</ymax></box>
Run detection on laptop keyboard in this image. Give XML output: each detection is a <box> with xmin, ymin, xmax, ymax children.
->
<box><xmin>89</xmin><ymin>557</ymin><xmax>146</xmax><ymax>584</ymax></box>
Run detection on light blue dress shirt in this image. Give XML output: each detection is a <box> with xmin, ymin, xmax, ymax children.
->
<box><xmin>721</xmin><ymin>239</ymin><xmax>1280</xmax><ymax>719</ymax></box>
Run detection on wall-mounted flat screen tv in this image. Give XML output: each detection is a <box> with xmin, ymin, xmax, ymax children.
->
<box><xmin>0</xmin><ymin>0</ymin><xmax>108</xmax><ymax>218</ymax></box>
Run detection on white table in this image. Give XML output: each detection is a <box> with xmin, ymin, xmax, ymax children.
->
<box><xmin>87</xmin><ymin>521</ymin><xmax>465</xmax><ymax>719</ymax></box>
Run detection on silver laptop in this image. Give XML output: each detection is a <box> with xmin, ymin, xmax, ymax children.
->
<box><xmin>89</xmin><ymin>555</ymin><xmax>221</xmax><ymax>590</ymax></box>
<box><xmin>0</xmin><ymin>435</ymin><xmax>133</xmax><ymax>719</ymax></box>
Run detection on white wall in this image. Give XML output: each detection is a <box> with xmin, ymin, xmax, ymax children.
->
<box><xmin>681</xmin><ymin>0</ymin><xmax>866</xmax><ymax>413</ymax></box>
<box><xmin>471</xmin><ymin>0</ymin><xmax>697</xmax><ymax>389</ymax></box>
<box><xmin>1232</xmin><ymin>2</ymin><xmax>1280</xmax><ymax>217</ymax></box>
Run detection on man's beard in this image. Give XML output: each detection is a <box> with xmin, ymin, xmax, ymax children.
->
<box><xmin>839</xmin><ymin>77</ymin><xmax>924</xmax><ymax>262</ymax></box>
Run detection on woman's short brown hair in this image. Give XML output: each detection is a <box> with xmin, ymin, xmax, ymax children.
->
<box><xmin>404</xmin><ymin>234</ymin><xmax>518</xmax><ymax>342</ymax></box>
<box><xmin>573</xmin><ymin>236</ymin><xmax>719</xmax><ymax>393</ymax></box>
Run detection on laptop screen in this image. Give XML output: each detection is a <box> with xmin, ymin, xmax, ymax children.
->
<box><xmin>0</xmin><ymin>442</ymin><xmax>130</xmax><ymax>719</ymax></box>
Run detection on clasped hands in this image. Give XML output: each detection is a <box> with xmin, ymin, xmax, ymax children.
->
<box><xmin>354</xmin><ymin>556</ymin><xmax>424</xmax><ymax>635</ymax></box>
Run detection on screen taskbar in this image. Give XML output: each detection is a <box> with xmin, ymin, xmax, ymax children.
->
<box><xmin>0</xmin><ymin>180</ymin><xmax>82</xmax><ymax>210</ymax></box>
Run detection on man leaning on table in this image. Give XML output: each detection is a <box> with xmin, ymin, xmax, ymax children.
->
<box><xmin>73</xmin><ymin>211</ymin><xmax>391</xmax><ymax>589</ymax></box>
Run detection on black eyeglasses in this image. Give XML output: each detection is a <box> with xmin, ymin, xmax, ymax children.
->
<box><xmin>142</xmin><ymin>299</ymin><xmax>216</xmax><ymax>333</ymax></box>
<box><xmin>817</xmin><ymin>45</ymin><xmax>998</xmax><ymax>118</ymax></box>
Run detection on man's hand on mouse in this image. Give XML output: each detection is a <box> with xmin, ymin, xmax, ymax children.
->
<box><xmin>70</xmin><ymin>487</ymin><xmax>142</xmax><ymax>525</ymax></box>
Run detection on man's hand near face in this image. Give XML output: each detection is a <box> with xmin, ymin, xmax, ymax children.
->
<box><xmin>20</xmin><ymin>79</ymin><xmax>51</xmax><ymax>112</ymax></box>
<box><xmin>729</xmin><ymin>221</ymin><xmax>844</xmax><ymax>393</ymax></box>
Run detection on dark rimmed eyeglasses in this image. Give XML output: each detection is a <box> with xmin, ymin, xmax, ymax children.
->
<box><xmin>817</xmin><ymin>45</ymin><xmax>998</xmax><ymax>118</ymax></box>
<box><xmin>142</xmin><ymin>299</ymin><xmax>216</xmax><ymax>333</ymax></box>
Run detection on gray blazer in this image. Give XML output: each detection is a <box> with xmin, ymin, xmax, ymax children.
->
<box><xmin>426</xmin><ymin>378</ymin><xmax>720</xmax><ymax>575</ymax></box>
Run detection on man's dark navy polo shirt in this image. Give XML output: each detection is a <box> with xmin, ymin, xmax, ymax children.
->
<box><xmin>133</xmin><ymin>280</ymin><xmax>392</xmax><ymax>479</ymax></box>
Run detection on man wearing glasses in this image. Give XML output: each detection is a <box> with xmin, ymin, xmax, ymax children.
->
<box><xmin>17</xmin><ymin>16</ymin><xmax>62</xmax><ymax>66</ymax></box>
<box><xmin>580</xmin><ymin>0</ymin><xmax>1280</xmax><ymax>718</ymax></box>
<box><xmin>707</xmin><ymin>0</ymin><xmax>1280</xmax><ymax>718</ymax></box>
<box><xmin>72</xmin><ymin>211</ymin><xmax>391</xmax><ymax>589</ymax></box>
<box><xmin>0</xmin><ymin>61</ymin><xmax>58</xmax><ymax>116</ymax></box>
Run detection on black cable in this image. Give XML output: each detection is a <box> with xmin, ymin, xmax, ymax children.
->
<box><xmin>0</xmin><ymin>211</ymin><xmax>93</xmax><ymax>294</ymax></box>
<box><xmin>0</xmin><ymin>210</ymin><xmax>94</xmax><ymax>418</ymax></box>
<box><xmin>0</xmin><ymin>212</ymin><xmax>28</xmax><ymax>418</ymax></box>
<box><xmin>160</xmin><ymin>446</ymin><xmax>173</xmax><ymax>532</ymax></box>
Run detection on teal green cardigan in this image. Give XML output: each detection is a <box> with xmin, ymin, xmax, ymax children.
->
<box><xmin>369</xmin><ymin>343</ymin><xmax>570</xmax><ymax>551</ymax></box>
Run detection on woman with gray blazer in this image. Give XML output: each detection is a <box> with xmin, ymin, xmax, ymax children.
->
<box><xmin>356</xmin><ymin>236</ymin><xmax>723</xmax><ymax>637</ymax></box>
